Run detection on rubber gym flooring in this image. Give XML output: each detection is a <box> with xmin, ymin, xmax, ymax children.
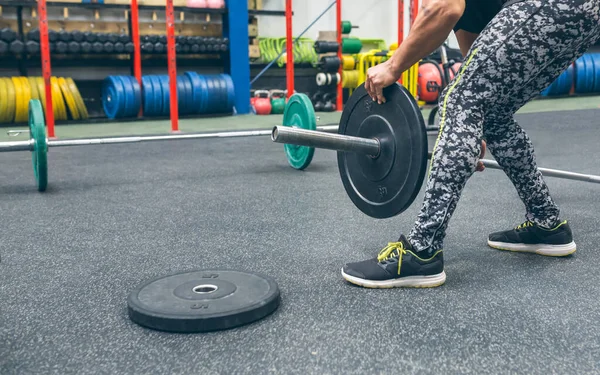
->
<box><xmin>1</xmin><ymin>103</ymin><xmax>600</xmax><ymax>374</ymax></box>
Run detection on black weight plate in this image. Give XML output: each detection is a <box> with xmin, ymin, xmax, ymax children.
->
<box><xmin>337</xmin><ymin>83</ymin><xmax>428</xmax><ymax>219</ymax></box>
<box><xmin>127</xmin><ymin>269</ymin><xmax>280</xmax><ymax>333</ymax></box>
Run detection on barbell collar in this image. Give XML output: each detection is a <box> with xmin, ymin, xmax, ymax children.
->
<box><xmin>271</xmin><ymin>126</ymin><xmax>380</xmax><ymax>157</ymax></box>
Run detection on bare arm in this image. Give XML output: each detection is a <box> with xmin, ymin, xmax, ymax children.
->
<box><xmin>388</xmin><ymin>0</ymin><xmax>465</xmax><ymax>76</ymax></box>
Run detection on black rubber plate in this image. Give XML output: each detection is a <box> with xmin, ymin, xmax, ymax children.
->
<box><xmin>337</xmin><ymin>83</ymin><xmax>428</xmax><ymax>219</ymax></box>
<box><xmin>127</xmin><ymin>269</ymin><xmax>280</xmax><ymax>333</ymax></box>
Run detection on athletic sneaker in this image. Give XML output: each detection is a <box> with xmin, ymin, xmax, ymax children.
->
<box><xmin>341</xmin><ymin>235</ymin><xmax>446</xmax><ymax>288</ymax></box>
<box><xmin>487</xmin><ymin>220</ymin><xmax>576</xmax><ymax>256</ymax></box>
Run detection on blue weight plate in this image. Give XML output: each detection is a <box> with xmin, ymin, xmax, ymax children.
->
<box><xmin>540</xmin><ymin>85</ymin><xmax>551</xmax><ymax>97</ymax></box>
<box><xmin>207</xmin><ymin>75</ymin><xmax>222</xmax><ymax>113</ymax></box>
<box><xmin>592</xmin><ymin>54</ymin><xmax>600</xmax><ymax>93</ymax></box>
<box><xmin>221</xmin><ymin>74</ymin><xmax>235</xmax><ymax>112</ymax></box>
<box><xmin>563</xmin><ymin>63</ymin><xmax>574</xmax><ymax>95</ymax></box>
<box><xmin>116</xmin><ymin>76</ymin><xmax>134</xmax><ymax>117</ymax></box>
<box><xmin>181</xmin><ymin>74</ymin><xmax>194</xmax><ymax>115</ymax></box>
<box><xmin>204</xmin><ymin>75</ymin><xmax>216</xmax><ymax>113</ymax></box>
<box><xmin>142</xmin><ymin>76</ymin><xmax>154</xmax><ymax>115</ymax></box>
<box><xmin>176</xmin><ymin>75</ymin><xmax>187</xmax><ymax>115</ymax></box>
<box><xmin>575</xmin><ymin>55</ymin><xmax>586</xmax><ymax>93</ymax></box>
<box><xmin>184</xmin><ymin>72</ymin><xmax>202</xmax><ymax>114</ymax></box>
<box><xmin>197</xmin><ymin>74</ymin><xmax>208</xmax><ymax>114</ymax></box>
<box><xmin>159</xmin><ymin>75</ymin><xmax>171</xmax><ymax>116</ymax></box>
<box><xmin>128</xmin><ymin>76</ymin><xmax>142</xmax><ymax>116</ymax></box>
<box><xmin>583</xmin><ymin>54</ymin><xmax>594</xmax><ymax>93</ymax></box>
<box><xmin>215</xmin><ymin>75</ymin><xmax>228</xmax><ymax>112</ymax></box>
<box><xmin>148</xmin><ymin>76</ymin><xmax>163</xmax><ymax>116</ymax></box>
<box><xmin>102</xmin><ymin>76</ymin><xmax>124</xmax><ymax>119</ymax></box>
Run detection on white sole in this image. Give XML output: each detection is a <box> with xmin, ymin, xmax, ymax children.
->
<box><xmin>487</xmin><ymin>240</ymin><xmax>576</xmax><ymax>257</ymax></box>
<box><xmin>341</xmin><ymin>268</ymin><xmax>446</xmax><ymax>289</ymax></box>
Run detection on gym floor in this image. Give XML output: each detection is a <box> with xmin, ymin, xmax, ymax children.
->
<box><xmin>1</xmin><ymin>98</ymin><xmax>600</xmax><ymax>374</ymax></box>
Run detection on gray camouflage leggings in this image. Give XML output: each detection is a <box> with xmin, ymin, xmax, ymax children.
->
<box><xmin>408</xmin><ymin>0</ymin><xmax>600</xmax><ymax>254</ymax></box>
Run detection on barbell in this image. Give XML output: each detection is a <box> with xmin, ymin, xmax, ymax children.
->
<box><xmin>2</xmin><ymin>98</ymin><xmax>337</xmax><ymax>192</ymax></box>
<box><xmin>272</xmin><ymin>84</ymin><xmax>600</xmax><ymax>219</ymax></box>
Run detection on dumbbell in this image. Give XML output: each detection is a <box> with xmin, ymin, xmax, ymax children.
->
<box><xmin>175</xmin><ymin>43</ymin><xmax>183</xmax><ymax>53</ymax></box>
<box><xmin>92</xmin><ymin>42</ymin><xmax>104</xmax><ymax>53</ymax></box>
<box><xmin>158</xmin><ymin>35</ymin><xmax>167</xmax><ymax>44</ymax></box>
<box><xmin>118</xmin><ymin>34</ymin><xmax>129</xmax><ymax>43</ymax></box>
<box><xmin>114</xmin><ymin>42</ymin><xmax>125</xmax><ymax>53</ymax></box>
<box><xmin>103</xmin><ymin>42</ymin><xmax>114</xmax><ymax>53</ymax></box>
<box><xmin>206</xmin><ymin>44</ymin><xmax>214</xmax><ymax>52</ymax></box>
<box><xmin>96</xmin><ymin>33</ymin><xmax>108</xmax><ymax>43</ymax></box>
<box><xmin>107</xmin><ymin>33</ymin><xmax>119</xmax><ymax>43</ymax></box>
<box><xmin>81</xmin><ymin>41</ymin><xmax>92</xmax><ymax>53</ymax></box>
<box><xmin>55</xmin><ymin>41</ymin><xmax>68</xmax><ymax>54</ymax></box>
<box><xmin>71</xmin><ymin>30</ymin><xmax>83</xmax><ymax>42</ymax></box>
<box><xmin>68</xmin><ymin>41</ymin><xmax>80</xmax><ymax>53</ymax></box>
<box><xmin>0</xmin><ymin>40</ymin><xmax>8</xmax><ymax>54</ymax></box>
<box><xmin>153</xmin><ymin>42</ymin><xmax>164</xmax><ymax>53</ymax></box>
<box><xmin>49</xmin><ymin>30</ymin><xmax>58</xmax><ymax>43</ymax></box>
<box><xmin>9</xmin><ymin>40</ymin><xmax>24</xmax><ymax>54</ymax></box>
<box><xmin>199</xmin><ymin>44</ymin><xmax>207</xmax><ymax>53</ymax></box>
<box><xmin>58</xmin><ymin>30</ymin><xmax>71</xmax><ymax>42</ymax></box>
<box><xmin>190</xmin><ymin>43</ymin><xmax>200</xmax><ymax>53</ymax></box>
<box><xmin>124</xmin><ymin>42</ymin><xmax>134</xmax><ymax>53</ymax></box>
<box><xmin>27</xmin><ymin>28</ymin><xmax>40</xmax><ymax>42</ymax></box>
<box><xmin>84</xmin><ymin>32</ymin><xmax>97</xmax><ymax>42</ymax></box>
<box><xmin>0</xmin><ymin>28</ymin><xmax>17</xmax><ymax>42</ymax></box>
<box><xmin>49</xmin><ymin>43</ymin><xmax>55</xmax><ymax>53</ymax></box>
<box><xmin>182</xmin><ymin>44</ymin><xmax>190</xmax><ymax>54</ymax></box>
<box><xmin>141</xmin><ymin>42</ymin><xmax>154</xmax><ymax>53</ymax></box>
<box><xmin>26</xmin><ymin>40</ymin><xmax>39</xmax><ymax>54</ymax></box>
<box><xmin>147</xmin><ymin>35</ymin><xmax>158</xmax><ymax>44</ymax></box>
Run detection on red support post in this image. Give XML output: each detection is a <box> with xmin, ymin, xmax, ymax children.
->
<box><xmin>131</xmin><ymin>0</ymin><xmax>142</xmax><ymax>117</ymax></box>
<box><xmin>398</xmin><ymin>0</ymin><xmax>404</xmax><ymax>45</ymax></box>
<box><xmin>336</xmin><ymin>0</ymin><xmax>342</xmax><ymax>111</ymax></box>
<box><xmin>411</xmin><ymin>0</ymin><xmax>419</xmax><ymax>26</ymax></box>
<box><xmin>38</xmin><ymin>0</ymin><xmax>54</xmax><ymax>138</ymax></box>
<box><xmin>165</xmin><ymin>0</ymin><xmax>179</xmax><ymax>132</ymax></box>
<box><xmin>285</xmin><ymin>0</ymin><xmax>294</xmax><ymax>98</ymax></box>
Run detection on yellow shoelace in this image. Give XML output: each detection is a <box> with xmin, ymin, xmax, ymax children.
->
<box><xmin>516</xmin><ymin>221</ymin><xmax>534</xmax><ymax>230</ymax></box>
<box><xmin>377</xmin><ymin>242</ymin><xmax>407</xmax><ymax>275</ymax></box>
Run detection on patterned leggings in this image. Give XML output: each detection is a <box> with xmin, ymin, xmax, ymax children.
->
<box><xmin>408</xmin><ymin>0</ymin><xmax>600</xmax><ymax>254</ymax></box>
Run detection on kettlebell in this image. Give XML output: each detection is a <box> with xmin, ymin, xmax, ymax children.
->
<box><xmin>311</xmin><ymin>91</ymin><xmax>323</xmax><ymax>104</ymax></box>
<box><xmin>270</xmin><ymin>89</ymin><xmax>286</xmax><ymax>114</ymax></box>
<box><xmin>254</xmin><ymin>90</ymin><xmax>272</xmax><ymax>115</ymax></box>
<box><xmin>323</xmin><ymin>101</ymin><xmax>334</xmax><ymax>112</ymax></box>
<box><xmin>314</xmin><ymin>101</ymin><xmax>324</xmax><ymax>112</ymax></box>
<box><xmin>187</xmin><ymin>0</ymin><xmax>208</xmax><ymax>7</ymax></box>
<box><xmin>207</xmin><ymin>0</ymin><xmax>225</xmax><ymax>8</ymax></box>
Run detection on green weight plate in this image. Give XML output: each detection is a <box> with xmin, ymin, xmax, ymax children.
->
<box><xmin>282</xmin><ymin>93</ymin><xmax>316</xmax><ymax>170</ymax></box>
<box><xmin>28</xmin><ymin>99</ymin><xmax>48</xmax><ymax>192</ymax></box>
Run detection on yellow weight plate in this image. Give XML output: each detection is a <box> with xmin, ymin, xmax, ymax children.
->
<box><xmin>58</xmin><ymin>77</ymin><xmax>79</xmax><ymax>120</ymax></box>
<box><xmin>51</xmin><ymin>77</ymin><xmax>66</xmax><ymax>120</ymax></box>
<box><xmin>3</xmin><ymin>78</ymin><xmax>16</xmax><ymax>123</ymax></box>
<box><xmin>36</xmin><ymin>77</ymin><xmax>47</xmax><ymax>113</ymax></box>
<box><xmin>66</xmin><ymin>77</ymin><xmax>88</xmax><ymax>120</ymax></box>
<box><xmin>0</xmin><ymin>79</ymin><xmax>7</xmax><ymax>123</ymax></box>
<box><xmin>28</xmin><ymin>77</ymin><xmax>39</xmax><ymax>101</ymax></box>
<box><xmin>11</xmin><ymin>77</ymin><xmax>26</xmax><ymax>123</ymax></box>
<box><xmin>20</xmin><ymin>77</ymin><xmax>32</xmax><ymax>118</ymax></box>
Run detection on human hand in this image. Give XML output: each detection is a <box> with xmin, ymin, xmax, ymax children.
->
<box><xmin>476</xmin><ymin>140</ymin><xmax>486</xmax><ymax>172</ymax></box>
<box><xmin>365</xmin><ymin>61</ymin><xmax>399</xmax><ymax>104</ymax></box>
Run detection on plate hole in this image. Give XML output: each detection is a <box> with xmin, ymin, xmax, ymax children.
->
<box><xmin>192</xmin><ymin>284</ymin><xmax>218</xmax><ymax>294</ymax></box>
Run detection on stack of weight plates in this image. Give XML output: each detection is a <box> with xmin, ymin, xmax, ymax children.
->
<box><xmin>0</xmin><ymin>76</ymin><xmax>87</xmax><ymax>123</ymax></box>
<box><xmin>104</xmin><ymin>72</ymin><xmax>235</xmax><ymax>118</ymax></box>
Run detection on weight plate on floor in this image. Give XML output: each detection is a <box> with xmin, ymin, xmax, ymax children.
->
<box><xmin>184</xmin><ymin>71</ymin><xmax>202</xmax><ymax>114</ymax></box>
<box><xmin>216</xmin><ymin>75</ymin><xmax>228</xmax><ymax>112</ymax></box>
<box><xmin>128</xmin><ymin>76</ymin><xmax>142</xmax><ymax>116</ymax></box>
<box><xmin>116</xmin><ymin>76</ymin><xmax>134</xmax><ymax>117</ymax></box>
<box><xmin>337</xmin><ymin>83</ymin><xmax>428</xmax><ymax>219</ymax></box>
<box><xmin>282</xmin><ymin>93</ymin><xmax>317</xmax><ymax>170</ymax></box>
<box><xmin>176</xmin><ymin>75</ymin><xmax>187</xmax><ymax>114</ymax></box>
<box><xmin>179</xmin><ymin>74</ymin><xmax>193</xmax><ymax>115</ymax></box>
<box><xmin>149</xmin><ymin>76</ymin><xmax>163</xmax><ymax>116</ymax></box>
<box><xmin>102</xmin><ymin>76</ymin><xmax>124</xmax><ymax>119</ymax></box>
<box><xmin>221</xmin><ymin>74</ymin><xmax>235</xmax><ymax>113</ymax></box>
<box><xmin>592</xmin><ymin>54</ymin><xmax>600</xmax><ymax>93</ymax></box>
<box><xmin>127</xmin><ymin>269</ymin><xmax>280</xmax><ymax>333</ymax></box>
<box><xmin>142</xmin><ymin>76</ymin><xmax>154</xmax><ymax>115</ymax></box>
<box><xmin>159</xmin><ymin>75</ymin><xmax>170</xmax><ymax>116</ymax></box>
<box><xmin>28</xmin><ymin>99</ymin><xmax>48</xmax><ymax>192</ymax></box>
<box><xmin>197</xmin><ymin>74</ymin><xmax>208</xmax><ymax>114</ymax></box>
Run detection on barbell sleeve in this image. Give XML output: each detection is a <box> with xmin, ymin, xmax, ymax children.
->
<box><xmin>271</xmin><ymin>126</ymin><xmax>380</xmax><ymax>157</ymax></box>
<box><xmin>273</xmin><ymin>126</ymin><xmax>600</xmax><ymax>185</ymax></box>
